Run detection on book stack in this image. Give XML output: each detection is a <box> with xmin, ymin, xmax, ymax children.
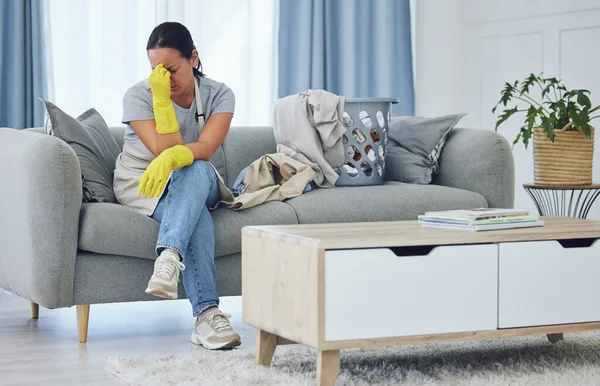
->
<box><xmin>418</xmin><ymin>208</ymin><xmax>544</xmax><ymax>231</ymax></box>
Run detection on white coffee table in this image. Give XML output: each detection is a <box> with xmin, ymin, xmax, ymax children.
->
<box><xmin>242</xmin><ymin>217</ymin><xmax>600</xmax><ymax>385</ymax></box>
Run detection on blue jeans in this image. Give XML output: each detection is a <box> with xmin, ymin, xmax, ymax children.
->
<box><xmin>151</xmin><ymin>160</ymin><xmax>221</xmax><ymax>317</ymax></box>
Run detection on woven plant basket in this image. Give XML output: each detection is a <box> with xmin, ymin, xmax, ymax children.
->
<box><xmin>533</xmin><ymin>122</ymin><xmax>595</xmax><ymax>185</ymax></box>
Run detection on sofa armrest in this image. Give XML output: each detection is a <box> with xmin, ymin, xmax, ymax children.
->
<box><xmin>434</xmin><ymin>128</ymin><xmax>515</xmax><ymax>209</ymax></box>
<box><xmin>0</xmin><ymin>129</ymin><xmax>82</xmax><ymax>308</ymax></box>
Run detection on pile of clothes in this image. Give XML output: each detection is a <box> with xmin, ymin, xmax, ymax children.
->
<box><xmin>228</xmin><ymin>89</ymin><xmax>346</xmax><ymax>209</ymax></box>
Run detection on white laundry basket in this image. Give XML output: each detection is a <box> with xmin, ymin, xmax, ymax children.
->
<box><xmin>335</xmin><ymin>97</ymin><xmax>399</xmax><ymax>186</ymax></box>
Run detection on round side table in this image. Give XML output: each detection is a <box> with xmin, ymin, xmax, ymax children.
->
<box><xmin>523</xmin><ymin>184</ymin><xmax>600</xmax><ymax>219</ymax></box>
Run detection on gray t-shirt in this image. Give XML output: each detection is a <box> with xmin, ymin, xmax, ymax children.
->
<box><xmin>121</xmin><ymin>76</ymin><xmax>235</xmax><ymax>143</ymax></box>
<box><xmin>112</xmin><ymin>76</ymin><xmax>234</xmax><ymax>216</ymax></box>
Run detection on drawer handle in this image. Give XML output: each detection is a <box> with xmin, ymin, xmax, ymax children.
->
<box><xmin>558</xmin><ymin>238</ymin><xmax>597</xmax><ymax>249</ymax></box>
<box><xmin>389</xmin><ymin>245</ymin><xmax>436</xmax><ymax>257</ymax></box>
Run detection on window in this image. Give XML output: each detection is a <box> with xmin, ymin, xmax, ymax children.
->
<box><xmin>43</xmin><ymin>0</ymin><xmax>278</xmax><ymax>127</ymax></box>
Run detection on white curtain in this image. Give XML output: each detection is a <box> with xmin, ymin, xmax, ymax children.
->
<box><xmin>43</xmin><ymin>0</ymin><xmax>278</xmax><ymax>127</ymax></box>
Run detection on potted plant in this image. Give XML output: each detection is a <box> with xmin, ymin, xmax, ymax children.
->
<box><xmin>493</xmin><ymin>73</ymin><xmax>599</xmax><ymax>185</ymax></box>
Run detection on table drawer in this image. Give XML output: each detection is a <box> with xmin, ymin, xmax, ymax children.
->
<box><xmin>324</xmin><ymin>244</ymin><xmax>498</xmax><ymax>341</ymax></box>
<box><xmin>499</xmin><ymin>239</ymin><xmax>600</xmax><ymax>328</ymax></box>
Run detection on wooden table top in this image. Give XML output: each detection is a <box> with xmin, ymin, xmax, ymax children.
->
<box><xmin>242</xmin><ymin>216</ymin><xmax>600</xmax><ymax>250</ymax></box>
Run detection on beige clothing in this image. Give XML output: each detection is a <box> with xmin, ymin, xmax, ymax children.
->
<box><xmin>273</xmin><ymin>89</ymin><xmax>346</xmax><ymax>187</ymax></box>
<box><xmin>113</xmin><ymin>140</ymin><xmax>161</xmax><ymax>215</ymax></box>
<box><xmin>220</xmin><ymin>153</ymin><xmax>315</xmax><ymax>210</ymax></box>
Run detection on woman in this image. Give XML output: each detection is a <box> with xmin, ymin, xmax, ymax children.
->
<box><xmin>113</xmin><ymin>22</ymin><xmax>240</xmax><ymax>350</ymax></box>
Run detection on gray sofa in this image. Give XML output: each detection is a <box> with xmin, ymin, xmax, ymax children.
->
<box><xmin>0</xmin><ymin>125</ymin><xmax>514</xmax><ymax>341</ymax></box>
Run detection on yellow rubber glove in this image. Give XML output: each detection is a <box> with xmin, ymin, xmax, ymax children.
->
<box><xmin>138</xmin><ymin>145</ymin><xmax>194</xmax><ymax>198</ymax></box>
<box><xmin>149</xmin><ymin>63</ymin><xmax>180</xmax><ymax>134</ymax></box>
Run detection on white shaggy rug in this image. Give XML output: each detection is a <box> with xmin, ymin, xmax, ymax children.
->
<box><xmin>106</xmin><ymin>331</ymin><xmax>600</xmax><ymax>385</ymax></box>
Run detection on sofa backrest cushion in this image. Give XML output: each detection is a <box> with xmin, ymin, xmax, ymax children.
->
<box><xmin>109</xmin><ymin>126</ymin><xmax>125</xmax><ymax>150</ymax></box>
<box><xmin>33</xmin><ymin>124</ymin><xmax>277</xmax><ymax>192</ymax></box>
<box><xmin>220</xmin><ymin>126</ymin><xmax>277</xmax><ymax>188</ymax></box>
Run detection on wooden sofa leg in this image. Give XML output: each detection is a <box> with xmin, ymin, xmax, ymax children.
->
<box><xmin>30</xmin><ymin>301</ymin><xmax>39</xmax><ymax>319</ymax></box>
<box><xmin>76</xmin><ymin>305</ymin><xmax>90</xmax><ymax>343</ymax></box>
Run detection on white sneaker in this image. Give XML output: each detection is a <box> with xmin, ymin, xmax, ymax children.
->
<box><xmin>145</xmin><ymin>252</ymin><xmax>185</xmax><ymax>299</ymax></box>
<box><xmin>191</xmin><ymin>310</ymin><xmax>241</xmax><ymax>350</ymax></box>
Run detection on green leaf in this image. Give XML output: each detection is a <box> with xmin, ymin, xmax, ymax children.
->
<box><xmin>512</xmin><ymin>132</ymin><xmax>522</xmax><ymax>147</ymax></box>
<box><xmin>580</xmin><ymin>123</ymin><xmax>592</xmax><ymax>138</ymax></box>
<box><xmin>547</xmin><ymin>100</ymin><xmax>567</xmax><ymax>124</ymax></box>
<box><xmin>547</xmin><ymin>100</ymin><xmax>566</xmax><ymax>115</ymax></box>
<box><xmin>493</xmin><ymin>81</ymin><xmax>518</xmax><ymax>113</ymax></box>
<box><xmin>494</xmin><ymin>106</ymin><xmax>519</xmax><ymax>130</ymax></box>
<box><xmin>541</xmin><ymin>84</ymin><xmax>554</xmax><ymax>100</ymax></box>
<box><xmin>520</xmin><ymin>74</ymin><xmax>538</xmax><ymax>96</ymax></box>
<box><xmin>577</xmin><ymin>91</ymin><xmax>592</xmax><ymax>109</ymax></box>
<box><xmin>540</xmin><ymin>116</ymin><xmax>555</xmax><ymax>142</ymax></box>
<box><xmin>572</xmin><ymin>108</ymin><xmax>593</xmax><ymax>138</ymax></box>
<box><xmin>525</xmin><ymin>106</ymin><xmax>538</xmax><ymax>132</ymax></box>
<box><xmin>564</xmin><ymin>90</ymin><xmax>578</xmax><ymax>99</ymax></box>
<box><xmin>522</xmin><ymin>126</ymin><xmax>533</xmax><ymax>148</ymax></box>
<box><xmin>566</xmin><ymin>100</ymin><xmax>579</xmax><ymax>121</ymax></box>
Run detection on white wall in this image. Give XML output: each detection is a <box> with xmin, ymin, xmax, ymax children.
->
<box><xmin>415</xmin><ymin>0</ymin><xmax>600</xmax><ymax>220</ymax></box>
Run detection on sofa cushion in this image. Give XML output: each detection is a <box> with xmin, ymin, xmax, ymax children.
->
<box><xmin>284</xmin><ymin>181</ymin><xmax>487</xmax><ymax>224</ymax></box>
<box><xmin>211</xmin><ymin>201</ymin><xmax>298</xmax><ymax>256</ymax></box>
<box><xmin>42</xmin><ymin>100</ymin><xmax>122</xmax><ymax>203</ymax></box>
<box><xmin>385</xmin><ymin>113</ymin><xmax>466</xmax><ymax>184</ymax></box>
<box><xmin>221</xmin><ymin>126</ymin><xmax>278</xmax><ymax>188</ymax></box>
<box><xmin>78</xmin><ymin>203</ymin><xmax>159</xmax><ymax>259</ymax></box>
<box><xmin>73</xmin><ymin>251</ymin><xmax>242</xmax><ymax>304</ymax></box>
<box><xmin>78</xmin><ymin>201</ymin><xmax>298</xmax><ymax>259</ymax></box>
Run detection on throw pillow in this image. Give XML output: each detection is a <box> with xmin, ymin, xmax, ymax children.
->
<box><xmin>384</xmin><ymin>113</ymin><xmax>467</xmax><ymax>184</ymax></box>
<box><xmin>41</xmin><ymin>99</ymin><xmax>122</xmax><ymax>203</ymax></box>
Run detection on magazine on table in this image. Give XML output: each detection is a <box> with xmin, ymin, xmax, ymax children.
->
<box><xmin>422</xmin><ymin>208</ymin><xmax>532</xmax><ymax>221</ymax></box>
<box><xmin>418</xmin><ymin>207</ymin><xmax>543</xmax><ymax>231</ymax></box>
<box><xmin>418</xmin><ymin>215</ymin><xmax>540</xmax><ymax>225</ymax></box>
<box><xmin>419</xmin><ymin>220</ymin><xmax>545</xmax><ymax>231</ymax></box>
